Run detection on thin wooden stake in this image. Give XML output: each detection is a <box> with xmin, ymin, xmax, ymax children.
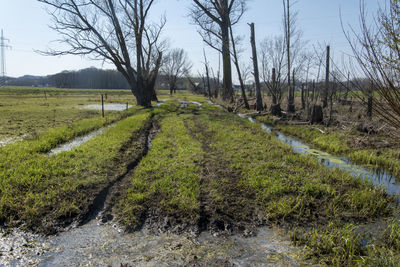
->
<box><xmin>101</xmin><ymin>94</ymin><xmax>104</xmax><ymax>118</ymax></box>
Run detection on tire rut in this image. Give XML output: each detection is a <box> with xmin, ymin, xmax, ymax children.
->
<box><xmin>185</xmin><ymin>116</ymin><xmax>261</xmax><ymax>236</ymax></box>
<box><xmin>73</xmin><ymin>119</ymin><xmax>159</xmax><ymax>230</ymax></box>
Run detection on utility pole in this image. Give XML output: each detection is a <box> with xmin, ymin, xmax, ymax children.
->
<box><xmin>0</xmin><ymin>30</ymin><xmax>11</xmax><ymax>87</ymax></box>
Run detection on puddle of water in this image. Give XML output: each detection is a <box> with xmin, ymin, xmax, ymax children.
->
<box><xmin>154</xmin><ymin>102</ymin><xmax>165</xmax><ymax>107</ymax></box>
<box><xmin>154</xmin><ymin>99</ymin><xmax>170</xmax><ymax>107</ymax></box>
<box><xmin>82</xmin><ymin>104</ymin><xmax>134</xmax><ymax>111</ymax></box>
<box><xmin>239</xmin><ymin>114</ymin><xmax>400</xmax><ymax>199</ymax></box>
<box><xmin>13</xmin><ymin>221</ymin><xmax>300</xmax><ymax>266</ymax></box>
<box><xmin>188</xmin><ymin>101</ymin><xmax>202</xmax><ymax>106</ymax></box>
<box><xmin>207</xmin><ymin>100</ymin><xmax>223</xmax><ymax>109</ymax></box>
<box><xmin>0</xmin><ymin>228</ymin><xmax>49</xmax><ymax>266</ymax></box>
<box><xmin>180</xmin><ymin>101</ymin><xmax>203</xmax><ymax>108</ymax></box>
<box><xmin>0</xmin><ymin>137</ymin><xmax>18</xmax><ymax>148</ymax></box>
<box><xmin>48</xmin><ymin>124</ymin><xmax>115</xmax><ymax>155</ymax></box>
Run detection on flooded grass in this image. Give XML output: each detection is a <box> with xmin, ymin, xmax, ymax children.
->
<box><xmin>263</xmin><ymin>120</ymin><xmax>400</xmax><ymax>179</ymax></box>
<box><xmin>0</xmin><ymin>86</ymin><xmax>135</xmax><ymax>141</ymax></box>
<box><xmin>2</xmin><ymin>91</ymin><xmax>400</xmax><ymax>265</ymax></box>
<box><xmin>0</xmin><ymin>109</ymin><xmax>152</xmax><ymax>232</ymax></box>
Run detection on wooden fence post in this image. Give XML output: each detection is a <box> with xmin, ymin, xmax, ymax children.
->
<box><xmin>101</xmin><ymin>94</ymin><xmax>104</xmax><ymax>118</ymax></box>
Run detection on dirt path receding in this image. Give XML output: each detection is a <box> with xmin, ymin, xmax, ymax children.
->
<box><xmin>185</xmin><ymin>116</ymin><xmax>261</xmax><ymax>236</ymax></box>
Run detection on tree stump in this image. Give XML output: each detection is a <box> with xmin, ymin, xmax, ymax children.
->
<box><xmin>270</xmin><ymin>104</ymin><xmax>282</xmax><ymax>117</ymax></box>
<box><xmin>310</xmin><ymin>105</ymin><xmax>323</xmax><ymax>124</ymax></box>
<box><xmin>287</xmin><ymin>104</ymin><xmax>295</xmax><ymax>113</ymax></box>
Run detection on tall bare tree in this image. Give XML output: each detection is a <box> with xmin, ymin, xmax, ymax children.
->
<box><xmin>282</xmin><ymin>0</ymin><xmax>303</xmax><ymax>113</ymax></box>
<box><xmin>162</xmin><ymin>48</ymin><xmax>192</xmax><ymax>95</ymax></box>
<box><xmin>190</xmin><ymin>0</ymin><xmax>246</xmax><ymax>102</ymax></box>
<box><xmin>229</xmin><ymin>23</ymin><xmax>249</xmax><ymax>109</ymax></box>
<box><xmin>38</xmin><ymin>0</ymin><xmax>166</xmax><ymax>107</ymax></box>
<box><xmin>343</xmin><ymin>0</ymin><xmax>400</xmax><ymax>130</ymax></box>
<box><xmin>249</xmin><ymin>23</ymin><xmax>263</xmax><ymax>111</ymax></box>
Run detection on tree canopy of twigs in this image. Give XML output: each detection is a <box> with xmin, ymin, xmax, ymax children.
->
<box><xmin>190</xmin><ymin>0</ymin><xmax>246</xmax><ymax>102</ymax></box>
<box><xmin>260</xmin><ymin>35</ymin><xmax>286</xmax><ymax>105</ymax></box>
<box><xmin>344</xmin><ymin>0</ymin><xmax>400</xmax><ymax>131</ymax></box>
<box><xmin>38</xmin><ymin>0</ymin><xmax>166</xmax><ymax>107</ymax></box>
<box><xmin>162</xmin><ymin>48</ymin><xmax>192</xmax><ymax>95</ymax></box>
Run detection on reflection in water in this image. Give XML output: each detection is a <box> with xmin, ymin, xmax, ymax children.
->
<box><xmin>238</xmin><ymin>114</ymin><xmax>400</xmax><ymax>200</ymax></box>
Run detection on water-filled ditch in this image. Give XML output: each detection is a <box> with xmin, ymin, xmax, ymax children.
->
<box><xmin>6</xmin><ymin>100</ymin><xmax>395</xmax><ymax>266</ymax></box>
<box><xmin>238</xmin><ymin>114</ymin><xmax>400</xmax><ymax>199</ymax></box>
<box><xmin>1</xmin><ymin>114</ymin><xmax>303</xmax><ymax>266</ymax></box>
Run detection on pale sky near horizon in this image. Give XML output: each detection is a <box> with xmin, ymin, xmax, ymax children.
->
<box><xmin>0</xmin><ymin>0</ymin><xmax>382</xmax><ymax>79</ymax></box>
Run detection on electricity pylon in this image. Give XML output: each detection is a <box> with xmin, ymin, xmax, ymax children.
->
<box><xmin>0</xmin><ymin>30</ymin><xmax>11</xmax><ymax>86</ymax></box>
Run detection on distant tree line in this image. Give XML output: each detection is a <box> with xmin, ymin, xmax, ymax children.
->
<box><xmin>7</xmin><ymin>68</ymin><xmax>130</xmax><ymax>89</ymax></box>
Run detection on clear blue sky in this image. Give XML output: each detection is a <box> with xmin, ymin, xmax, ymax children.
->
<box><xmin>0</xmin><ymin>0</ymin><xmax>381</xmax><ymax>78</ymax></box>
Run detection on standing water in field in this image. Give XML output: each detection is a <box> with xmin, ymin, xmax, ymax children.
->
<box><xmin>1</xmin><ymin>115</ymin><xmax>302</xmax><ymax>266</ymax></box>
<box><xmin>238</xmin><ymin>114</ymin><xmax>400</xmax><ymax>199</ymax></box>
<box><xmin>0</xmin><ymin>137</ymin><xmax>18</xmax><ymax>148</ymax></box>
<box><xmin>29</xmin><ymin>221</ymin><xmax>300</xmax><ymax>266</ymax></box>
<box><xmin>48</xmin><ymin>124</ymin><xmax>116</xmax><ymax>155</ymax></box>
<box><xmin>82</xmin><ymin>104</ymin><xmax>134</xmax><ymax>111</ymax></box>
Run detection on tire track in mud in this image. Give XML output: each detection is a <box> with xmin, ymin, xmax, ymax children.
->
<box><xmin>185</xmin><ymin>115</ymin><xmax>261</xmax><ymax>236</ymax></box>
<box><xmin>81</xmin><ymin>121</ymin><xmax>159</xmax><ymax>225</ymax></box>
<box><xmin>50</xmin><ymin>118</ymin><xmax>160</xmax><ymax>234</ymax></box>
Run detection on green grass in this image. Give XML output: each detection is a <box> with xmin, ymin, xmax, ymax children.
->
<box><xmin>117</xmin><ymin>108</ymin><xmax>203</xmax><ymax>229</ymax></box>
<box><xmin>0</xmin><ymin>109</ymin><xmax>152</xmax><ymax>230</ymax></box>
<box><xmin>273</xmin><ymin>124</ymin><xmax>350</xmax><ymax>154</ymax></box>
<box><xmin>115</xmin><ymin>99</ymin><xmax>397</xmax><ymax>264</ymax></box>
<box><xmin>1</xmin><ymin>89</ymin><xmax>399</xmax><ymax>264</ymax></box>
<box><xmin>195</xmin><ymin>107</ymin><xmax>391</xmax><ymax>224</ymax></box>
<box><xmin>350</xmin><ymin>149</ymin><xmax>400</xmax><ymax>178</ymax></box>
<box><xmin>258</xmin><ymin>120</ymin><xmax>400</xmax><ymax>179</ymax></box>
<box><xmin>292</xmin><ymin>223</ymin><xmax>363</xmax><ymax>266</ymax></box>
<box><xmin>0</xmin><ymin>86</ymin><xmax>135</xmax><ymax>141</ymax></box>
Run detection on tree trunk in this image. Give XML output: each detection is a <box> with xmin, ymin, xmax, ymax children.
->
<box><xmin>221</xmin><ymin>19</ymin><xmax>234</xmax><ymax>102</ymax></box>
<box><xmin>310</xmin><ymin>105</ymin><xmax>323</xmax><ymax>124</ymax></box>
<box><xmin>367</xmin><ymin>93</ymin><xmax>373</xmax><ymax>118</ymax></box>
<box><xmin>323</xmin><ymin>45</ymin><xmax>330</xmax><ymax>108</ymax></box>
<box><xmin>272</xmin><ymin>68</ymin><xmax>277</xmax><ymax>105</ymax></box>
<box><xmin>135</xmin><ymin>84</ymin><xmax>153</xmax><ymax>107</ymax></box>
<box><xmin>287</xmin><ymin>70</ymin><xmax>295</xmax><ymax>112</ymax></box>
<box><xmin>229</xmin><ymin>22</ymin><xmax>249</xmax><ymax>109</ymax></box>
<box><xmin>270</xmin><ymin>104</ymin><xmax>282</xmax><ymax>116</ymax></box>
<box><xmin>249</xmin><ymin>23</ymin><xmax>263</xmax><ymax>111</ymax></box>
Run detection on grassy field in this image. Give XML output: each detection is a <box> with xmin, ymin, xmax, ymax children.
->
<box><xmin>255</xmin><ymin>118</ymin><xmax>400</xmax><ymax>179</ymax></box>
<box><xmin>1</xmin><ymin>89</ymin><xmax>400</xmax><ymax>264</ymax></box>
<box><xmin>0</xmin><ymin>86</ymin><xmax>136</xmax><ymax>142</ymax></box>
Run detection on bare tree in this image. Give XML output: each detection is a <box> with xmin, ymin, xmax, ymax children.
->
<box><xmin>202</xmin><ymin>49</ymin><xmax>212</xmax><ymax>98</ymax></box>
<box><xmin>249</xmin><ymin>23</ymin><xmax>263</xmax><ymax>111</ymax></box>
<box><xmin>162</xmin><ymin>48</ymin><xmax>192</xmax><ymax>95</ymax></box>
<box><xmin>229</xmin><ymin>23</ymin><xmax>249</xmax><ymax>109</ymax></box>
<box><xmin>190</xmin><ymin>0</ymin><xmax>246</xmax><ymax>102</ymax></box>
<box><xmin>282</xmin><ymin>0</ymin><xmax>303</xmax><ymax>113</ymax></box>
<box><xmin>38</xmin><ymin>0</ymin><xmax>166</xmax><ymax>107</ymax></box>
<box><xmin>260</xmin><ymin>35</ymin><xmax>286</xmax><ymax>106</ymax></box>
<box><xmin>343</xmin><ymin>0</ymin><xmax>400</xmax><ymax>130</ymax></box>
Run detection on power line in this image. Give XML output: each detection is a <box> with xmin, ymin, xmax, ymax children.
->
<box><xmin>0</xmin><ymin>30</ymin><xmax>11</xmax><ymax>86</ymax></box>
